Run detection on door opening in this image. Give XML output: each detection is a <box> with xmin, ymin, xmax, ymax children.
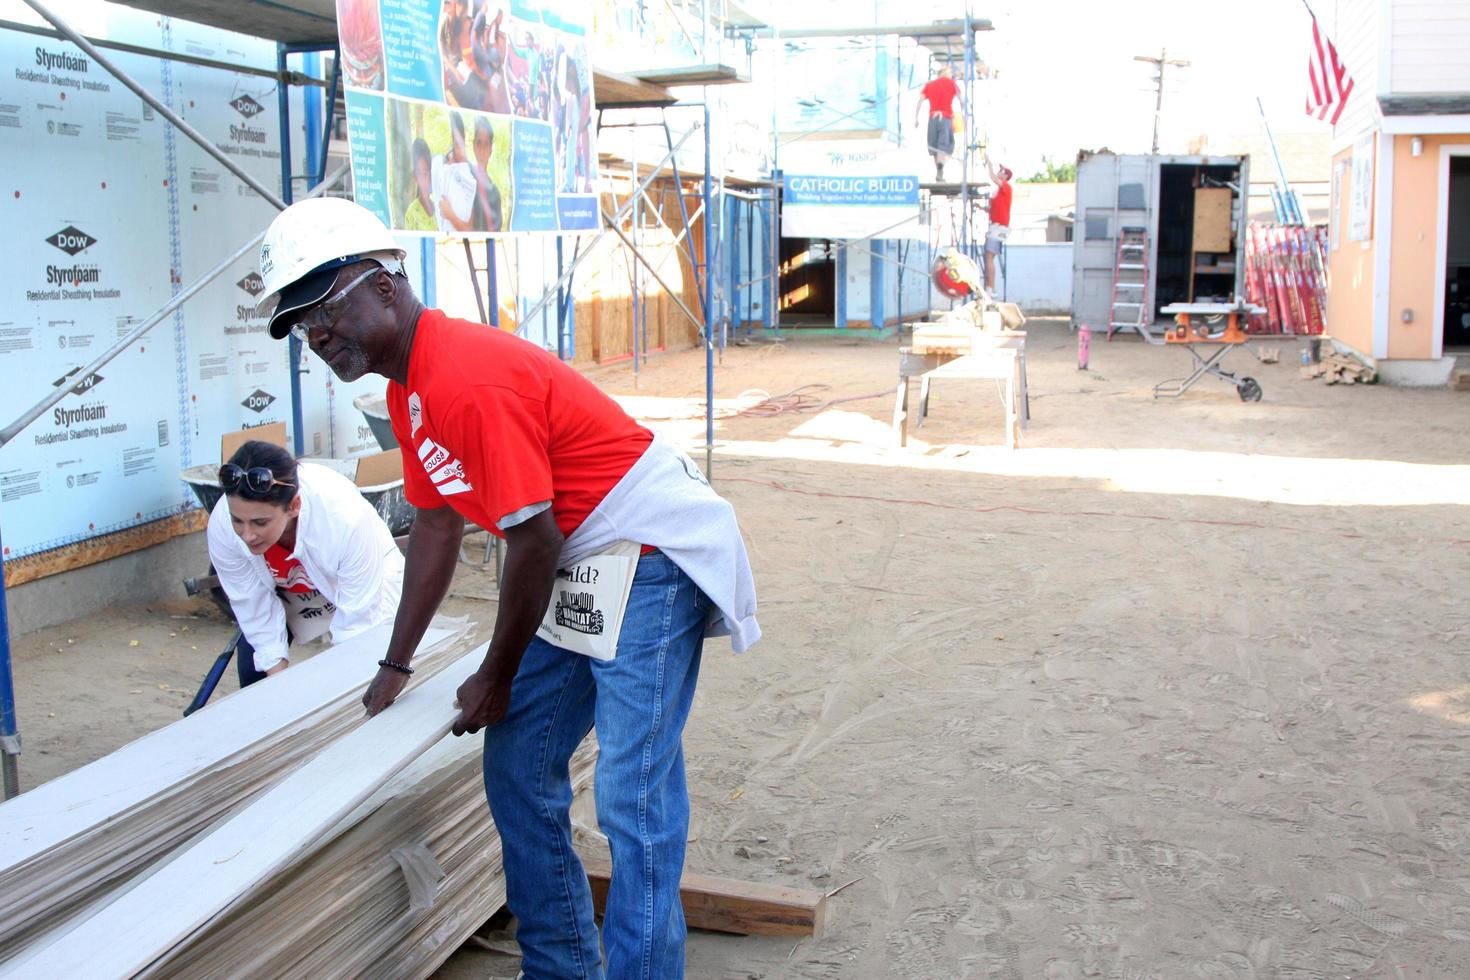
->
<box><xmin>1443</xmin><ymin>156</ymin><xmax>1470</xmax><ymax>351</ymax></box>
<box><xmin>1155</xmin><ymin>163</ymin><xmax>1241</xmax><ymax>316</ymax></box>
<box><xmin>778</xmin><ymin>237</ymin><xmax>837</xmax><ymax>325</ymax></box>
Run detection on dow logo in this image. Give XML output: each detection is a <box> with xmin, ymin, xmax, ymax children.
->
<box><xmin>46</xmin><ymin>226</ymin><xmax>96</xmax><ymax>256</ymax></box>
<box><xmin>242</xmin><ymin>389</ymin><xmax>276</xmax><ymax>413</ymax></box>
<box><xmin>237</xmin><ymin>272</ymin><xmax>264</xmax><ymax>297</ymax></box>
<box><xmin>51</xmin><ymin>366</ymin><xmax>104</xmax><ymax>394</ymax></box>
<box><xmin>229</xmin><ymin>95</ymin><xmax>264</xmax><ymax>118</ymax></box>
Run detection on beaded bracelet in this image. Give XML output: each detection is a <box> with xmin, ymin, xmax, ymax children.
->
<box><xmin>377</xmin><ymin>658</ymin><xmax>414</xmax><ymax>676</ymax></box>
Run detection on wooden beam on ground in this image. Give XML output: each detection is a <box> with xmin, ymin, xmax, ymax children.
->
<box><xmin>581</xmin><ymin>856</ymin><xmax>826</xmax><ymax>937</ymax></box>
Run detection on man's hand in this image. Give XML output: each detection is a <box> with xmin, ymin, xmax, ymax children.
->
<box><xmin>451</xmin><ymin>667</ymin><xmax>514</xmax><ymax>736</ymax></box>
<box><xmin>363</xmin><ymin>665</ymin><xmax>411</xmax><ymax>716</ymax></box>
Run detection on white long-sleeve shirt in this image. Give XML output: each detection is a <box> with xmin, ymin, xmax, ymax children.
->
<box><xmin>561</xmin><ymin>436</ymin><xmax>760</xmax><ymax>653</ymax></box>
<box><xmin>207</xmin><ymin>462</ymin><xmax>405</xmax><ymax>672</ymax></box>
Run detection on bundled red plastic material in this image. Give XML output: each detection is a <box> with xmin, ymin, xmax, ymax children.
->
<box><xmin>1245</xmin><ymin>224</ymin><xmax>1328</xmax><ymax>335</ymax></box>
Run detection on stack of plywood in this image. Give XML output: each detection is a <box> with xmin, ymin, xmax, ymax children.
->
<box><xmin>0</xmin><ymin>621</ymin><xmax>493</xmax><ymax>970</ymax></box>
<box><xmin>144</xmin><ymin>735</ymin><xmax>597</xmax><ymax>979</ymax></box>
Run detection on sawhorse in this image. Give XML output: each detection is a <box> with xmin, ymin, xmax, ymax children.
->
<box><xmin>894</xmin><ymin>345</ymin><xmax>1025</xmax><ymax>449</ymax></box>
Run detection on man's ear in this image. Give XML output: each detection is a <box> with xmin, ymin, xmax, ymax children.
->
<box><xmin>373</xmin><ymin>268</ymin><xmax>398</xmax><ymax>303</ymax></box>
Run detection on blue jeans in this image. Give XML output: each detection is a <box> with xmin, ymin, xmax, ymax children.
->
<box><xmin>483</xmin><ymin>551</ymin><xmax>710</xmax><ymax>980</ymax></box>
<box><xmin>234</xmin><ymin>633</ymin><xmax>268</xmax><ymax>689</ymax></box>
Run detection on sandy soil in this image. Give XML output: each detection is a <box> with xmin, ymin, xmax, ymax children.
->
<box><xmin>10</xmin><ymin>319</ymin><xmax>1470</xmax><ymax>978</ymax></box>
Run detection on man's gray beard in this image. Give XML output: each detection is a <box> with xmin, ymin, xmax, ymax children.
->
<box><xmin>329</xmin><ymin>347</ymin><xmax>373</xmax><ymax>383</ymax></box>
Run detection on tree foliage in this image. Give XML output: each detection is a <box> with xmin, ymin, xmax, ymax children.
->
<box><xmin>1020</xmin><ymin>157</ymin><xmax>1077</xmax><ymax>183</ymax></box>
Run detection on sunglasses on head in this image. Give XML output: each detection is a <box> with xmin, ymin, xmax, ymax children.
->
<box><xmin>219</xmin><ymin>463</ymin><xmax>295</xmax><ymax>495</ymax></box>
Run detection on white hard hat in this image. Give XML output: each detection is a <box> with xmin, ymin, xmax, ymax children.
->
<box><xmin>256</xmin><ymin>196</ymin><xmax>406</xmax><ymax>339</ymax></box>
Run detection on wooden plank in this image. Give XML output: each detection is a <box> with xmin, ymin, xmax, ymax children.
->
<box><xmin>1</xmin><ymin>647</ymin><xmax>485</xmax><ymax>978</ymax></box>
<box><xmin>143</xmin><ymin>739</ymin><xmax>598</xmax><ymax>979</ymax></box>
<box><xmin>1</xmin><ymin>510</ymin><xmax>207</xmax><ymax>588</ymax></box>
<box><xmin>592</xmin><ymin>67</ymin><xmax>675</xmax><ymax>108</ymax></box>
<box><xmin>1192</xmin><ymin>187</ymin><xmax>1233</xmax><ymax>253</ymax></box>
<box><xmin>0</xmin><ymin>625</ymin><xmax>452</xmax><ymax>866</ymax></box>
<box><xmin>581</xmin><ymin>856</ymin><xmax>826</xmax><ymax>937</ymax></box>
<box><xmin>0</xmin><ymin>624</ymin><xmax>467</xmax><ymax>959</ymax></box>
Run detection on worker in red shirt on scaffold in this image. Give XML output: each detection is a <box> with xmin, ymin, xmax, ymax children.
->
<box><xmin>916</xmin><ymin>65</ymin><xmax>964</xmax><ymax>182</ymax></box>
<box><xmin>254</xmin><ymin>197</ymin><xmax>760</xmax><ymax>980</ymax></box>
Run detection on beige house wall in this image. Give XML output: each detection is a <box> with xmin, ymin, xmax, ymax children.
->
<box><xmin>1327</xmin><ymin>144</ymin><xmax>1377</xmax><ymax>355</ymax></box>
<box><xmin>1387</xmin><ymin>134</ymin><xmax>1447</xmax><ymax>359</ymax></box>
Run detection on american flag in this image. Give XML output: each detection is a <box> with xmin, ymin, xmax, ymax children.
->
<box><xmin>1306</xmin><ymin>15</ymin><xmax>1354</xmax><ymax>125</ymax></box>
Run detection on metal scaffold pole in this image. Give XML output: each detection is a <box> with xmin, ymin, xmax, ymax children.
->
<box><xmin>278</xmin><ymin>43</ymin><xmax>307</xmax><ymax>456</ymax></box>
<box><xmin>703</xmin><ymin>103</ymin><xmax>715</xmax><ymax>479</ymax></box>
<box><xmin>0</xmin><ymin>522</ymin><xmax>17</xmax><ymax>799</ymax></box>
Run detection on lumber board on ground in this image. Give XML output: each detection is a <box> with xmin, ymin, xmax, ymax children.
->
<box><xmin>1</xmin><ymin>645</ymin><xmax>488</xmax><ymax>978</ymax></box>
<box><xmin>0</xmin><ymin>622</ymin><xmax>469</xmax><ymax>961</ymax></box>
<box><xmin>581</xmin><ymin>855</ymin><xmax>826</xmax><ymax>937</ymax></box>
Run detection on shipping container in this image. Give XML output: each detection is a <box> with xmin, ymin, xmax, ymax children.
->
<box><xmin>1071</xmin><ymin>152</ymin><xmax>1250</xmax><ymax>333</ymax></box>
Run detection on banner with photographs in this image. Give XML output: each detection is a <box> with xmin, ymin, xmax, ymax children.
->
<box><xmin>336</xmin><ymin>0</ymin><xmax>600</xmax><ymax>236</ymax></box>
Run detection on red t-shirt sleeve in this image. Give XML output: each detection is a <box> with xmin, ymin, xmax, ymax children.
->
<box><xmin>448</xmin><ymin>384</ymin><xmax>555</xmax><ymax>525</ymax></box>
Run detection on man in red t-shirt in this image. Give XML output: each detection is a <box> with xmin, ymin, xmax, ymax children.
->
<box><xmin>255</xmin><ymin>197</ymin><xmax>760</xmax><ymax>979</ymax></box>
<box><xmin>984</xmin><ymin>157</ymin><xmax>1014</xmax><ymax>291</ymax></box>
<box><xmin>916</xmin><ymin>66</ymin><xmax>963</xmax><ymax>181</ymax></box>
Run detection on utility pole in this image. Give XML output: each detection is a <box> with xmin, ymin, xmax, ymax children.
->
<box><xmin>1134</xmin><ymin>48</ymin><xmax>1191</xmax><ymax>154</ymax></box>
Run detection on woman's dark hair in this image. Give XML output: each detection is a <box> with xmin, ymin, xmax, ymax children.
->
<box><xmin>223</xmin><ymin>441</ymin><xmax>298</xmax><ymax>507</ymax></box>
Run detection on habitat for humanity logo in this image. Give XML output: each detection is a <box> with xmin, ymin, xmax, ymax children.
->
<box><xmin>230</xmin><ymin>94</ymin><xmax>264</xmax><ymax>118</ymax></box>
<box><xmin>242</xmin><ymin>389</ymin><xmax>276</xmax><ymax>413</ymax></box>
<box><xmin>46</xmin><ymin>226</ymin><xmax>96</xmax><ymax>256</ymax></box>
<box><xmin>237</xmin><ymin>272</ymin><xmax>264</xmax><ymax>297</ymax></box>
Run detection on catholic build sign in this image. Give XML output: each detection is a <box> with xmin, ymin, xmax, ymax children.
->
<box><xmin>335</xmin><ymin>0</ymin><xmax>601</xmax><ymax>236</ymax></box>
<box><xmin>780</xmin><ymin>144</ymin><xmax>925</xmax><ymax>240</ymax></box>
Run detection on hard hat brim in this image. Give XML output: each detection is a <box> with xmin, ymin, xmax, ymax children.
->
<box><xmin>265</xmin><ymin>262</ymin><xmax>351</xmax><ymax>340</ymax></box>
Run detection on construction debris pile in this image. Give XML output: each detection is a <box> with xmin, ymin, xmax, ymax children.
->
<box><xmin>1245</xmin><ymin>224</ymin><xmax>1328</xmax><ymax>336</ymax></box>
<box><xmin>1301</xmin><ymin>350</ymin><xmax>1378</xmax><ymax>385</ymax></box>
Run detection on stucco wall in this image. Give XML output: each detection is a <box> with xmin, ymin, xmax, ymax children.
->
<box><xmin>1387</xmin><ymin>134</ymin><xmax>1442</xmax><ymax>359</ymax></box>
<box><xmin>1327</xmin><ymin>144</ymin><xmax>1376</xmax><ymax>355</ymax></box>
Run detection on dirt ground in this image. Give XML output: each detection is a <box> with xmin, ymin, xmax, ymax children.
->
<box><xmin>10</xmin><ymin>318</ymin><xmax>1470</xmax><ymax>978</ymax></box>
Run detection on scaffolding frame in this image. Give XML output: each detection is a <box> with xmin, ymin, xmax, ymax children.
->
<box><xmin>733</xmin><ymin>14</ymin><xmax>992</xmax><ymax>334</ymax></box>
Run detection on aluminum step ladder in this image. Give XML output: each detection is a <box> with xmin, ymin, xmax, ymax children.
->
<box><xmin>1107</xmin><ymin>226</ymin><xmax>1155</xmax><ymax>342</ymax></box>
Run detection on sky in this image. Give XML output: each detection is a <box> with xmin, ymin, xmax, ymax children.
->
<box><xmin>762</xmin><ymin>0</ymin><xmax>1340</xmax><ymax>178</ymax></box>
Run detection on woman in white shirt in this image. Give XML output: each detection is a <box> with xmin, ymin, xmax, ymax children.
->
<box><xmin>207</xmin><ymin>441</ymin><xmax>405</xmax><ymax>687</ymax></box>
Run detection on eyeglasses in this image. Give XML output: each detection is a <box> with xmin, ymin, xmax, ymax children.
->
<box><xmin>288</xmin><ymin>267</ymin><xmax>380</xmax><ymax>344</ymax></box>
<box><xmin>219</xmin><ymin>463</ymin><xmax>296</xmax><ymax>495</ymax></box>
